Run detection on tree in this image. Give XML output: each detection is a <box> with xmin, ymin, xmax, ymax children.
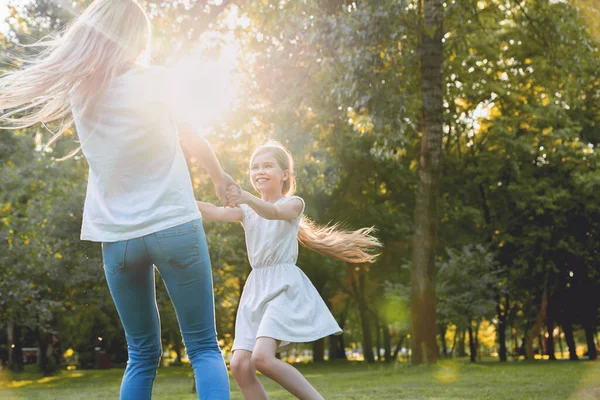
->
<box><xmin>410</xmin><ymin>0</ymin><xmax>443</xmax><ymax>365</ymax></box>
<box><xmin>437</xmin><ymin>245</ymin><xmax>500</xmax><ymax>362</ymax></box>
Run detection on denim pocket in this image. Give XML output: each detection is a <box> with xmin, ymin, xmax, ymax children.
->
<box><xmin>101</xmin><ymin>241</ymin><xmax>127</xmax><ymax>275</ymax></box>
<box><xmin>156</xmin><ymin>221</ymin><xmax>201</xmax><ymax>269</ymax></box>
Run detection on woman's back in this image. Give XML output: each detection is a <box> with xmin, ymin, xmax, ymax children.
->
<box><xmin>74</xmin><ymin>66</ymin><xmax>200</xmax><ymax>242</ymax></box>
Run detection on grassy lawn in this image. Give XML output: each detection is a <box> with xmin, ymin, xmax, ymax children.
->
<box><xmin>1</xmin><ymin>360</ymin><xmax>598</xmax><ymax>399</ymax></box>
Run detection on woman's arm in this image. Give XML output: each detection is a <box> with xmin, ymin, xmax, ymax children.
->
<box><xmin>178</xmin><ymin>123</ymin><xmax>236</xmax><ymax>206</ymax></box>
<box><xmin>228</xmin><ymin>189</ymin><xmax>303</xmax><ymax>221</ymax></box>
<box><xmin>197</xmin><ymin>201</ymin><xmax>243</xmax><ymax>222</ymax></box>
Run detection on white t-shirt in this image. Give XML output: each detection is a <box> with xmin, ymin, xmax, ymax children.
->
<box><xmin>73</xmin><ymin>66</ymin><xmax>201</xmax><ymax>242</ymax></box>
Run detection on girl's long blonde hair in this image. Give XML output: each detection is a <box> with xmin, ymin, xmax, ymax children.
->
<box><xmin>0</xmin><ymin>0</ymin><xmax>150</xmax><ymax>149</ymax></box>
<box><xmin>250</xmin><ymin>141</ymin><xmax>382</xmax><ymax>264</ymax></box>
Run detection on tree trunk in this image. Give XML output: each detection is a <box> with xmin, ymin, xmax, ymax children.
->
<box><xmin>350</xmin><ymin>265</ymin><xmax>375</xmax><ymax>363</ymax></box>
<box><xmin>562</xmin><ymin>323</ymin><xmax>579</xmax><ymax>360</ymax></box>
<box><xmin>467</xmin><ymin>325</ymin><xmax>477</xmax><ymax>363</ymax></box>
<box><xmin>312</xmin><ymin>338</ymin><xmax>325</xmax><ymax>363</ymax></box>
<box><xmin>439</xmin><ymin>324</ymin><xmax>448</xmax><ymax>358</ymax></box>
<box><xmin>511</xmin><ymin>327</ymin><xmax>518</xmax><ymax>359</ymax></box>
<box><xmin>475</xmin><ymin>322</ymin><xmax>481</xmax><ymax>363</ymax></box>
<box><xmin>328</xmin><ymin>330</ymin><xmax>348</xmax><ymax>361</ymax></box>
<box><xmin>392</xmin><ymin>335</ymin><xmax>405</xmax><ymax>362</ymax></box>
<box><xmin>374</xmin><ymin>312</ymin><xmax>382</xmax><ymax>361</ymax></box>
<box><xmin>557</xmin><ymin>325</ymin><xmax>565</xmax><ymax>359</ymax></box>
<box><xmin>336</xmin><ymin>333</ymin><xmax>347</xmax><ymax>360</ymax></box>
<box><xmin>328</xmin><ymin>298</ymin><xmax>350</xmax><ymax>362</ymax></box>
<box><xmin>173</xmin><ymin>335</ymin><xmax>182</xmax><ymax>363</ymax></box>
<box><xmin>538</xmin><ymin>334</ymin><xmax>545</xmax><ymax>357</ymax></box>
<box><xmin>524</xmin><ymin>335</ymin><xmax>534</xmax><ymax>360</ymax></box>
<box><xmin>496</xmin><ymin>294</ymin><xmax>507</xmax><ymax>362</ymax></box>
<box><xmin>328</xmin><ymin>334</ymin><xmax>338</xmax><ymax>362</ymax></box>
<box><xmin>456</xmin><ymin>328</ymin><xmax>467</xmax><ymax>357</ymax></box>
<box><xmin>450</xmin><ymin>327</ymin><xmax>458</xmax><ymax>358</ymax></box>
<box><xmin>547</xmin><ymin>318</ymin><xmax>556</xmax><ymax>360</ymax></box>
<box><xmin>525</xmin><ymin>289</ymin><xmax>548</xmax><ymax>360</ymax></box>
<box><xmin>328</xmin><ymin>333</ymin><xmax>348</xmax><ymax>361</ymax></box>
<box><xmin>411</xmin><ymin>0</ymin><xmax>444</xmax><ymax>366</ymax></box>
<box><xmin>584</xmin><ymin>324</ymin><xmax>597</xmax><ymax>360</ymax></box>
<box><xmin>53</xmin><ymin>335</ymin><xmax>62</xmax><ymax>368</ymax></box>
<box><xmin>37</xmin><ymin>329</ymin><xmax>51</xmax><ymax>376</ymax></box>
<box><xmin>8</xmin><ymin>323</ymin><xmax>23</xmax><ymax>372</ymax></box>
<box><xmin>7</xmin><ymin>323</ymin><xmax>14</xmax><ymax>368</ymax></box>
<box><xmin>383</xmin><ymin>324</ymin><xmax>393</xmax><ymax>363</ymax></box>
<box><xmin>520</xmin><ymin>335</ymin><xmax>528</xmax><ymax>359</ymax></box>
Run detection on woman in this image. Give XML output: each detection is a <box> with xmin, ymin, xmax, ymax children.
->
<box><xmin>0</xmin><ymin>1</ymin><xmax>232</xmax><ymax>398</ymax></box>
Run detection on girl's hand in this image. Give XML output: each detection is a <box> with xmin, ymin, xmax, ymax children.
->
<box><xmin>226</xmin><ymin>185</ymin><xmax>248</xmax><ymax>205</ymax></box>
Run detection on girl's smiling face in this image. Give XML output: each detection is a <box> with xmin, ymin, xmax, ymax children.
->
<box><xmin>250</xmin><ymin>151</ymin><xmax>289</xmax><ymax>196</ymax></box>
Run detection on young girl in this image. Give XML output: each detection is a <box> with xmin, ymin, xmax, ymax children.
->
<box><xmin>197</xmin><ymin>141</ymin><xmax>381</xmax><ymax>400</ymax></box>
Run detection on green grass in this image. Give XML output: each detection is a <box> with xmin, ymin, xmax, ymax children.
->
<box><xmin>1</xmin><ymin>360</ymin><xmax>599</xmax><ymax>399</ymax></box>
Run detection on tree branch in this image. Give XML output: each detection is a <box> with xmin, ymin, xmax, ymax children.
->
<box><xmin>182</xmin><ymin>0</ymin><xmax>242</xmax><ymax>44</ymax></box>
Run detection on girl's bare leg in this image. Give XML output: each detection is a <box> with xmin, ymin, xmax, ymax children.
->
<box><xmin>230</xmin><ymin>350</ymin><xmax>269</xmax><ymax>400</ymax></box>
<box><xmin>251</xmin><ymin>337</ymin><xmax>325</xmax><ymax>400</ymax></box>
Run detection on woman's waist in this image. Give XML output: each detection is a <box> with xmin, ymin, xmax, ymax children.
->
<box><xmin>81</xmin><ymin>212</ymin><xmax>201</xmax><ymax>242</ymax></box>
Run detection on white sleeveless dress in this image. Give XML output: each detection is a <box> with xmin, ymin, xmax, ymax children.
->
<box><xmin>231</xmin><ymin>196</ymin><xmax>343</xmax><ymax>353</ymax></box>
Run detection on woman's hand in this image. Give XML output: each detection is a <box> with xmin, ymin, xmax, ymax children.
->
<box><xmin>213</xmin><ymin>172</ymin><xmax>237</xmax><ymax>207</ymax></box>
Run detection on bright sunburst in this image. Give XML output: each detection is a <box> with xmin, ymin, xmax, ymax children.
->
<box><xmin>0</xmin><ymin>0</ymin><xmax>240</xmax><ymax>129</ymax></box>
<box><xmin>167</xmin><ymin>43</ymin><xmax>239</xmax><ymax>130</ymax></box>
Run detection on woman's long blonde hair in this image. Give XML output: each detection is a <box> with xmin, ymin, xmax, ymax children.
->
<box><xmin>0</xmin><ymin>0</ymin><xmax>150</xmax><ymax>149</ymax></box>
<box><xmin>250</xmin><ymin>141</ymin><xmax>382</xmax><ymax>264</ymax></box>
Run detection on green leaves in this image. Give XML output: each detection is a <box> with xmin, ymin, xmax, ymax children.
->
<box><xmin>2</xmin><ymin>0</ymin><xmax>600</xmax><ymax>365</ymax></box>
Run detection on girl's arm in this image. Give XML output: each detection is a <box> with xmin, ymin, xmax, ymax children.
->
<box><xmin>197</xmin><ymin>201</ymin><xmax>243</xmax><ymax>222</ymax></box>
<box><xmin>230</xmin><ymin>189</ymin><xmax>303</xmax><ymax>221</ymax></box>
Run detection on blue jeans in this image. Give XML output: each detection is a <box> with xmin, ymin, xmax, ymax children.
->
<box><xmin>102</xmin><ymin>219</ymin><xmax>230</xmax><ymax>400</ymax></box>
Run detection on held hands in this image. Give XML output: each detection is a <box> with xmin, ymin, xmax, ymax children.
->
<box><xmin>212</xmin><ymin>171</ymin><xmax>247</xmax><ymax>207</ymax></box>
<box><xmin>214</xmin><ymin>172</ymin><xmax>238</xmax><ymax>207</ymax></box>
<box><xmin>226</xmin><ymin>183</ymin><xmax>247</xmax><ymax>207</ymax></box>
